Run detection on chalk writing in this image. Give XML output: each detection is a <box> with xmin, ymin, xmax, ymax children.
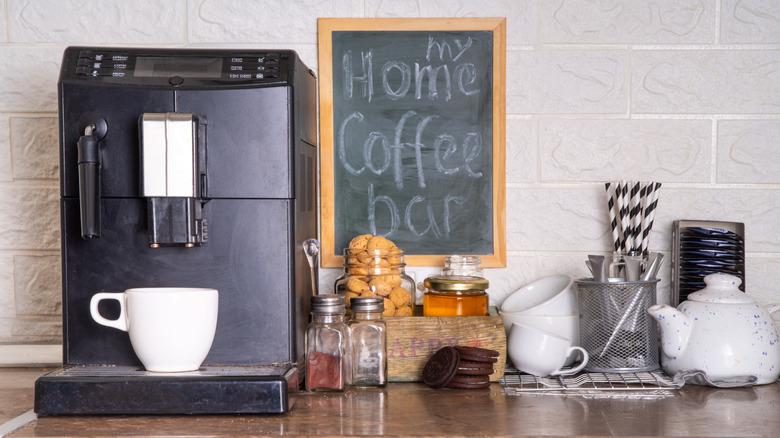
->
<box><xmin>332</xmin><ymin>30</ymin><xmax>493</xmax><ymax>254</ymax></box>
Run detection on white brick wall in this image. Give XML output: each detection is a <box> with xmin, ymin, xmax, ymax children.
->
<box><xmin>2</xmin><ymin>0</ymin><xmax>780</xmax><ymax>344</ymax></box>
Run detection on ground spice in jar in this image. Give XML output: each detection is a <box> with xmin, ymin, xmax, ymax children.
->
<box><xmin>305</xmin><ymin>351</ymin><xmax>343</xmax><ymax>390</ymax></box>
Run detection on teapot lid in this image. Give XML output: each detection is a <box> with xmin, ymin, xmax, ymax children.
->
<box><xmin>687</xmin><ymin>273</ymin><xmax>753</xmax><ymax>304</ymax></box>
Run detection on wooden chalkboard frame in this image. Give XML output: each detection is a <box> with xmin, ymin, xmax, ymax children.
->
<box><xmin>318</xmin><ymin>17</ymin><xmax>506</xmax><ymax>268</ymax></box>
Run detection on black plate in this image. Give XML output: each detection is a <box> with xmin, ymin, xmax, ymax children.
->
<box><xmin>680</xmin><ymin>260</ymin><xmax>744</xmax><ymax>268</ymax></box>
<box><xmin>680</xmin><ymin>242</ymin><xmax>743</xmax><ymax>254</ymax></box>
<box><xmin>680</xmin><ymin>249</ymin><xmax>745</xmax><ymax>261</ymax></box>
<box><xmin>683</xmin><ymin>227</ymin><xmax>740</xmax><ymax>237</ymax></box>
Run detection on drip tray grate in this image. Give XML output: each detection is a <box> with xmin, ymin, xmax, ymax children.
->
<box><xmin>50</xmin><ymin>364</ymin><xmax>289</xmax><ymax>378</ymax></box>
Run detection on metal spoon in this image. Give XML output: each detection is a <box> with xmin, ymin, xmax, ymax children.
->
<box><xmin>302</xmin><ymin>239</ymin><xmax>320</xmax><ymax>296</ymax></box>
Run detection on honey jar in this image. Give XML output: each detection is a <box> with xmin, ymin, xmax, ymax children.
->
<box><xmin>423</xmin><ymin>276</ymin><xmax>489</xmax><ymax>317</ymax></box>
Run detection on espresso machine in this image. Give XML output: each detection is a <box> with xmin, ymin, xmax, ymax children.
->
<box><xmin>35</xmin><ymin>47</ymin><xmax>317</xmax><ymax>415</ymax></box>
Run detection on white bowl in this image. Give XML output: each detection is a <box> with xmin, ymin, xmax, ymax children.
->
<box><xmin>500</xmin><ymin>275</ymin><xmax>577</xmax><ymax>316</ymax></box>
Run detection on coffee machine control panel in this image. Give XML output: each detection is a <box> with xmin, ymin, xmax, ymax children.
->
<box><xmin>68</xmin><ymin>48</ymin><xmax>288</xmax><ymax>84</ymax></box>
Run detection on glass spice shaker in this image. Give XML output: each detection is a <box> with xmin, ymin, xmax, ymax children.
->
<box><xmin>305</xmin><ymin>294</ymin><xmax>349</xmax><ymax>392</ymax></box>
<box><xmin>348</xmin><ymin>297</ymin><xmax>387</xmax><ymax>387</ymax></box>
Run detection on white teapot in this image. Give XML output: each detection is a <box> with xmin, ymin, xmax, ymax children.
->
<box><xmin>648</xmin><ymin>273</ymin><xmax>780</xmax><ymax>385</ymax></box>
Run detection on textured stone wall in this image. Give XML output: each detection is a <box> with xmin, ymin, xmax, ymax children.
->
<box><xmin>1</xmin><ymin>0</ymin><xmax>780</xmax><ymax>343</ymax></box>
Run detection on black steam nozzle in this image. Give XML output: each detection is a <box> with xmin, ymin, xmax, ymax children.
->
<box><xmin>77</xmin><ymin>123</ymin><xmax>103</xmax><ymax>239</ymax></box>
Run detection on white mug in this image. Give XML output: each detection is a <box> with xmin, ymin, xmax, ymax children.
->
<box><xmin>508</xmin><ymin>323</ymin><xmax>589</xmax><ymax>377</ymax></box>
<box><xmin>500</xmin><ymin>275</ymin><xmax>577</xmax><ymax>316</ymax></box>
<box><xmin>90</xmin><ymin>287</ymin><xmax>219</xmax><ymax>373</ymax></box>
<box><xmin>499</xmin><ymin>312</ymin><xmax>581</xmax><ymax>366</ymax></box>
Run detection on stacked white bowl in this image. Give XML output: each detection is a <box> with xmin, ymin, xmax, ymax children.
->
<box><xmin>499</xmin><ymin>275</ymin><xmax>580</xmax><ymax>364</ymax></box>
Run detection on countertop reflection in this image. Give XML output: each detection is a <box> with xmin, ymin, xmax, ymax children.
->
<box><xmin>5</xmin><ymin>368</ymin><xmax>780</xmax><ymax>437</ymax></box>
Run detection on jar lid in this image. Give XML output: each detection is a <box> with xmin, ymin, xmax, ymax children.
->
<box><xmin>424</xmin><ymin>275</ymin><xmax>489</xmax><ymax>292</ymax></box>
<box><xmin>351</xmin><ymin>296</ymin><xmax>384</xmax><ymax>312</ymax></box>
<box><xmin>311</xmin><ymin>294</ymin><xmax>345</xmax><ymax>314</ymax></box>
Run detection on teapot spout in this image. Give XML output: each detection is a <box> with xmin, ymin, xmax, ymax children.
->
<box><xmin>648</xmin><ymin>304</ymin><xmax>692</xmax><ymax>360</ymax></box>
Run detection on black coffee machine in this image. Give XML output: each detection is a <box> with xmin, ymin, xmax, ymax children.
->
<box><xmin>35</xmin><ymin>47</ymin><xmax>317</xmax><ymax>415</ymax></box>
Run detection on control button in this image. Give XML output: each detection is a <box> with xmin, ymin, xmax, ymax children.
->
<box><xmin>77</xmin><ymin>58</ymin><xmax>92</xmax><ymax>67</ymax></box>
<box><xmin>169</xmin><ymin>76</ymin><xmax>184</xmax><ymax>86</ymax></box>
<box><xmin>76</xmin><ymin>66</ymin><xmax>90</xmax><ymax>75</ymax></box>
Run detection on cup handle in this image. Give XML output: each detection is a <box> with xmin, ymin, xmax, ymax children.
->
<box><xmin>90</xmin><ymin>292</ymin><xmax>128</xmax><ymax>332</ymax></box>
<box><xmin>551</xmin><ymin>346</ymin><xmax>590</xmax><ymax>376</ymax></box>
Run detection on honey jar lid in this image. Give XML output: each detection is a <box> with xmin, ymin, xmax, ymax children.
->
<box><xmin>424</xmin><ymin>275</ymin><xmax>489</xmax><ymax>292</ymax></box>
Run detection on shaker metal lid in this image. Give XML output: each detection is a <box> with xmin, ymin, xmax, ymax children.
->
<box><xmin>350</xmin><ymin>296</ymin><xmax>384</xmax><ymax>312</ymax></box>
<box><xmin>311</xmin><ymin>294</ymin><xmax>346</xmax><ymax>313</ymax></box>
<box><xmin>423</xmin><ymin>275</ymin><xmax>489</xmax><ymax>292</ymax></box>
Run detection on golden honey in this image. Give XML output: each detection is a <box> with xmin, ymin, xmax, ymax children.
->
<box><xmin>422</xmin><ymin>276</ymin><xmax>489</xmax><ymax>317</ymax></box>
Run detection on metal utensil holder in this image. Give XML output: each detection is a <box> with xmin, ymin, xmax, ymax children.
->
<box><xmin>576</xmin><ymin>278</ymin><xmax>660</xmax><ymax>373</ymax></box>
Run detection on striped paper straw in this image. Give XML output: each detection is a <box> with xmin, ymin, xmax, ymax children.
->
<box><xmin>640</xmin><ymin>182</ymin><xmax>661</xmax><ymax>254</ymax></box>
<box><xmin>629</xmin><ymin>181</ymin><xmax>642</xmax><ymax>253</ymax></box>
<box><xmin>619</xmin><ymin>180</ymin><xmax>631</xmax><ymax>254</ymax></box>
<box><xmin>605</xmin><ymin>182</ymin><xmax>621</xmax><ymax>252</ymax></box>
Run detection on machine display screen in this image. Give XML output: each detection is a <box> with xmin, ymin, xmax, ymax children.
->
<box><xmin>134</xmin><ymin>56</ymin><xmax>223</xmax><ymax>78</ymax></box>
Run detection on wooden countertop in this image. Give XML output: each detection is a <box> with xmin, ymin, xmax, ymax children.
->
<box><xmin>2</xmin><ymin>368</ymin><xmax>779</xmax><ymax>437</ymax></box>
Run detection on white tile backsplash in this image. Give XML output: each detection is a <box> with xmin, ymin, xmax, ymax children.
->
<box><xmin>8</xmin><ymin>0</ymin><xmax>187</xmax><ymax>44</ymax></box>
<box><xmin>720</xmin><ymin>0</ymin><xmax>780</xmax><ymax>43</ymax></box>
<box><xmin>539</xmin><ymin>0</ymin><xmax>716</xmax><ymax>44</ymax></box>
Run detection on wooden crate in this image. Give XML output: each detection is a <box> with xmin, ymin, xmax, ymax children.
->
<box><xmin>385</xmin><ymin>308</ymin><xmax>506</xmax><ymax>382</ymax></box>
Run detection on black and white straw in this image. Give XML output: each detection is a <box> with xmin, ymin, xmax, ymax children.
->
<box><xmin>604</xmin><ymin>180</ymin><xmax>661</xmax><ymax>254</ymax></box>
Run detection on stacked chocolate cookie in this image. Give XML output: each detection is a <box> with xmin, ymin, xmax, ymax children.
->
<box><xmin>422</xmin><ymin>346</ymin><xmax>499</xmax><ymax>389</ymax></box>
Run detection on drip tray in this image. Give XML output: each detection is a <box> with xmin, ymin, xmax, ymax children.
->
<box><xmin>35</xmin><ymin>364</ymin><xmax>298</xmax><ymax>416</ymax></box>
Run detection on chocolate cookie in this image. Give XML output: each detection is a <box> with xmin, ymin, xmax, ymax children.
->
<box><xmin>454</xmin><ymin>346</ymin><xmax>500</xmax><ymax>364</ymax></box>
<box><xmin>423</xmin><ymin>346</ymin><xmax>460</xmax><ymax>388</ymax></box>
<box><xmin>457</xmin><ymin>360</ymin><xmax>495</xmax><ymax>376</ymax></box>
<box><xmin>446</xmin><ymin>374</ymin><xmax>491</xmax><ymax>389</ymax></box>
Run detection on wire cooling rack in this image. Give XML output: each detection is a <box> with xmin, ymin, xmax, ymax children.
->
<box><xmin>501</xmin><ymin>368</ymin><xmax>682</xmax><ymax>398</ymax></box>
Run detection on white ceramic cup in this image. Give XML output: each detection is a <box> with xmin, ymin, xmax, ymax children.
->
<box><xmin>508</xmin><ymin>323</ymin><xmax>589</xmax><ymax>377</ymax></box>
<box><xmin>90</xmin><ymin>287</ymin><xmax>219</xmax><ymax>373</ymax></box>
<box><xmin>499</xmin><ymin>312</ymin><xmax>580</xmax><ymax>343</ymax></box>
<box><xmin>500</xmin><ymin>275</ymin><xmax>576</xmax><ymax>316</ymax></box>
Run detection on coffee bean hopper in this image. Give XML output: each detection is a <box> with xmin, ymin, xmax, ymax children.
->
<box><xmin>34</xmin><ymin>47</ymin><xmax>317</xmax><ymax>415</ymax></box>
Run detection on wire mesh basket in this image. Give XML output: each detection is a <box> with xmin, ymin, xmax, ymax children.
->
<box><xmin>576</xmin><ymin>278</ymin><xmax>660</xmax><ymax>373</ymax></box>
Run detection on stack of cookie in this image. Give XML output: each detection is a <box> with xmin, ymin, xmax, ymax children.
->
<box><xmin>422</xmin><ymin>346</ymin><xmax>499</xmax><ymax>389</ymax></box>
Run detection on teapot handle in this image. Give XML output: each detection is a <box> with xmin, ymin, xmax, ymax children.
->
<box><xmin>768</xmin><ymin>304</ymin><xmax>780</xmax><ymax>315</ymax></box>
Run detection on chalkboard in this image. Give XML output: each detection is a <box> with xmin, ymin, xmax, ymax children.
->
<box><xmin>319</xmin><ymin>18</ymin><xmax>506</xmax><ymax>267</ymax></box>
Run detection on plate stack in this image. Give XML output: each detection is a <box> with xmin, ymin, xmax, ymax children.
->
<box><xmin>678</xmin><ymin>226</ymin><xmax>745</xmax><ymax>302</ymax></box>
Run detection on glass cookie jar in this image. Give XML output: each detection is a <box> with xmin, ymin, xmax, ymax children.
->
<box><xmin>335</xmin><ymin>247</ymin><xmax>416</xmax><ymax>317</ymax></box>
